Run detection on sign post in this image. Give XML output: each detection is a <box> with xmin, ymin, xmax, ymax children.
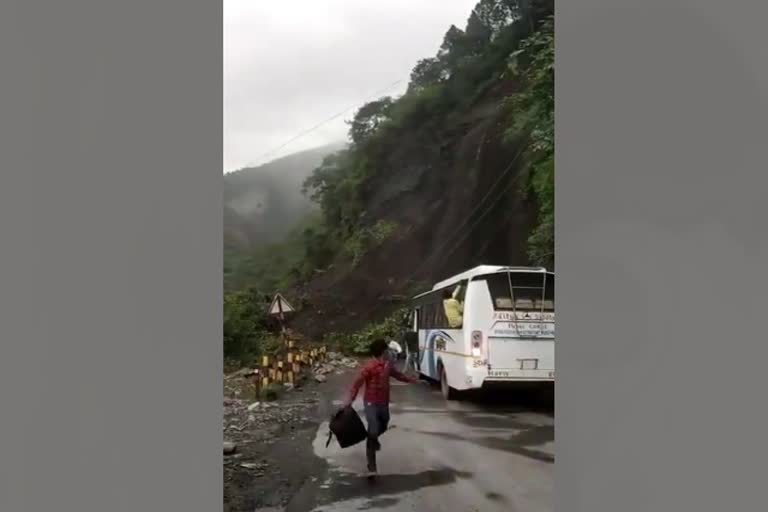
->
<box><xmin>267</xmin><ymin>293</ymin><xmax>295</xmax><ymax>347</ymax></box>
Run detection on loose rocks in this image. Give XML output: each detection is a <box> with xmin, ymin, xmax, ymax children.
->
<box><xmin>224</xmin><ymin>441</ymin><xmax>237</xmax><ymax>455</ymax></box>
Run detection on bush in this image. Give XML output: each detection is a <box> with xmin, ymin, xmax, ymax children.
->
<box><xmin>502</xmin><ymin>15</ymin><xmax>554</xmax><ymax>268</ymax></box>
<box><xmin>324</xmin><ymin>308</ymin><xmax>409</xmax><ymax>355</ymax></box>
<box><xmin>343</xmin><ymin>220</ymin><xmax>398</xmax><ymax>267</ymax></box>
<box><xmin>527</xmin><ymin>155</ymin><xmax>553</xmax><ymax>266</ymax></box>
<box><xmin>225</xmin><ymin>214</ymin><xmax>340</xmax><ymax>293</ymax></box>
<box><xmin>223</xmin><ymin>290</ymin><xmax>275</xmax><ymax>367</ymax></box>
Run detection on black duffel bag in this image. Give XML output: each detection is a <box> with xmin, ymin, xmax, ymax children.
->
<box><xmin>326</xmin><ymin>405</ymin><xmax>368</xmax><ymax>448</ymax></box>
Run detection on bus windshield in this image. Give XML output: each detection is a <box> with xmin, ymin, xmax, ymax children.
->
<box><xmin>477</xmin><ymin>272</ymin><xmax>554</xmax><ymax>312</ymax></box>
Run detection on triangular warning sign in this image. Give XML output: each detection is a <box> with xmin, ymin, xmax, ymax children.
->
<box><xmin>268</xmin><ymin>293</ymin><xmax>294</xmax><ymax>316</ymax></box>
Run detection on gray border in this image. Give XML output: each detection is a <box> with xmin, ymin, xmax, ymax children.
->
<box><xmin>0</xmin><ymin>1</ymin><xmax>221</xmax><ymax>510</ymax></box>
<box><xmin>558</xmin><ymin>0</ymin><xmax>768</xmax><ymax>509</ymax></box>
<box><xmin>2</xmin><ymin>0</ymin><xmax>768</xmax><ymax>510</ymax></box>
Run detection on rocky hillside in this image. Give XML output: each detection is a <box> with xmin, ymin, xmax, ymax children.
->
<box><xmin>292</xmin><ymin>88</ymin><xmax>538</xmax><ymax>337</ymax></box>
<box><xmin>223</xmin><ymin>0</ymin><xmax>554</xmax><ymax>351</ymax></box>
<box><xmin>289</xmin><ymin>0</ymin><xmax>554</xmax><ymax>338</ymax></box>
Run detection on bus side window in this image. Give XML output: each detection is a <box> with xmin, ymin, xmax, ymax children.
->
<box><xmin>456</xmin><ymin>280</ymin><xmax>468</xmax><ymax>303</ymax></box>
<box><xmin>433</xmin><ymin>302</ymin><xmax>442</xmax><ymax>328</ymax></box>
<box><xmin>430</xmin><ymin>296</ymin><xmax>441</xmax><ymax>329</ymax></box>
<box><xmin>439</xmin><ymin>299</ymin><xmax>449</xmax><ymax>328</ymax></box>
<box><xmin>545</xmin><ymin>273</ymin><xmax>554</xmax><ymax>308</ymax></box>
<box><xmin>440</xmin><ymin>283</ymin><xmax>465</xmax><ymax>329</ymax></box>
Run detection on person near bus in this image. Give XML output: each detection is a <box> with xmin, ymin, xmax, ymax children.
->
<box><xmin>443</xmin><ymin>284</ymin><xmax>464</xmax><ymax>328</ymax></box>
<box><xmin>341</xmin><ymin>338</ymin><xmax>421</xmax><ymax>477</ymax></box>
<box><xmin>402</xmin><ymin>330</ymin><xmax>419</xmax><ymax>373</ymax></box>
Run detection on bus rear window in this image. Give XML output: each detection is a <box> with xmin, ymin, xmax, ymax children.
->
<box><xmin>478</xmin><ymin>272</ymin><xmax>554</xmax><ymax>312</ymax></box>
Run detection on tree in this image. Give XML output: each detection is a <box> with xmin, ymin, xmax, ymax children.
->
<box><xmin>437</xmin><ymin>25</ymin><xmax>471</xmax><ymax>71</ymax></box>
<box><xmin>224</xmin><ymin>289</ymin><xmax>270</xmax><ymax>364</ymax></box>
<box><xmin>301</xmin><ymin>222</ymin><xmax>336</xmax><ymax>271</ymax></box>
<box><xmin>302</xmin><ymin>151</ymin><xmax>348</xmax><ymax>225</ymax></box>
<box><xmin>465</xmin><ymin>11</ymin><xmax>493</xmax><ymax>51</ymax></box>
<box><xmin>504</xmin><ymin>15</ymin><xmax>554</xmax><ymax>267</ymax></box>
<box><xmin>408</xmin><ymin>57</ymin><xmax>447</xmax><ymax>92</ymax></box>
<box><xmin>346</xmin><ymin>97</ymin><xmax>393</xmax><ymax>145</ymax></box>
<box><xmin>472</xmin><ymin>0</ymin><xmax>522</xmax><ymax>40</ymax></box>
<box><xmin>302</xmin><ymin>148</ymin><xmax>366</xmax><ymax>238</ymax></box>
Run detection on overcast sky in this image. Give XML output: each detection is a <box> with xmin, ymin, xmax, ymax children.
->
<box><xmin>223</xmin><ymin>0</ymin><xmax>479</xmax><ymax>173</ymax></box>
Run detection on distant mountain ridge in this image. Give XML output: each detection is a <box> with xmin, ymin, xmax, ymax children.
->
<box><xmin>224</xmin><ymin>142</ymin><xmax>346</xmax><ymax>249</ymax></box>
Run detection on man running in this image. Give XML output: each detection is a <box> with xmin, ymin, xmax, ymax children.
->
<box><xmin>341</xmin><ymin>338</ymin><xmax>421</xmax><ymax>477</ymax></box>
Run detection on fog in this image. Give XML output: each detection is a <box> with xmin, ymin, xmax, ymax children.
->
<box><xmin>224</xmin><ymin>0</ymin><xmax>480</xmax><ymax>173</ymax></box>
<box><xmin>224</xmin><ymin>143</ymin><xmax>346</xmax><ymax>246</ymax></box>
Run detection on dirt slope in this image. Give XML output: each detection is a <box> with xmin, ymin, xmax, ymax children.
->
<box><xmin>290</xmin><ymin>83</ymin><xmax>538</xmax><ymax>338</ymax></box>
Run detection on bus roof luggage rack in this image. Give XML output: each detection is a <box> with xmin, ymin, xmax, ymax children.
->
<box><xmin>428</xmin><ymin>266</ymin><xmax>550</xmax><ymax>293</ymax></box>
<box><xmin>499</xmin><ymin>266</ymin><xmax>548</xmax><ymax>272</ymax></box>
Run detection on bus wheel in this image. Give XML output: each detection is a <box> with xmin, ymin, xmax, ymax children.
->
<box><xmin>440</xmin><ymin>365</ymin><xmax>458</xmax><ymax>401</ymax></box>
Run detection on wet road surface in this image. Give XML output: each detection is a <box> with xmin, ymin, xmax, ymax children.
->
<box><xmin>283</xmin><ymin>378</ymin><xmax>553</xmax><ymax>512</ymax></box>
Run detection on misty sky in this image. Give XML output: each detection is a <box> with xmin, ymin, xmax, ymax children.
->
<box><xmin>224</xmin><ymin>0</ymin><xmax>479</xmax><ymax>173</ymax></box>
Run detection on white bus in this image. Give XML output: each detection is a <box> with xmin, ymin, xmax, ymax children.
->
<box><xmin>405</xmin><ymin>265</ymin><xmax>554</xmax><ymax>400</ymax></box>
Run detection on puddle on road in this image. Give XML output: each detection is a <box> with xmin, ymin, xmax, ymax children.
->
<box><xmin>305</xmin><ymin>420</ymin><xmax>476</xmax><ymax>512</ymax></box>
<box><xmin>292</xmin><ymin>466</ymin><xmax>473</xmax><ymax>512</ymax></box>
<box><xmin>302</xmin><ymin>398</ymin><xmax>551</xmax><ymax>511</ymax></box>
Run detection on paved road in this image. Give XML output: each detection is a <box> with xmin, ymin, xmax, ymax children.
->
<box><xmin>283</xmin><ymin>377</ymin><xmax>554</xmax><ymax>512</ymax></box>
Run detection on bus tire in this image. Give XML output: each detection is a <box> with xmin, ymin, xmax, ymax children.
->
<box><xmin>439</xmin><ymin>364</ymin><xmax>458</xmax><ymax>401</ymax></box>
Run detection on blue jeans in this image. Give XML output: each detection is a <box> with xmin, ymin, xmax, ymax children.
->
<box><xmin>364</xmin><ymin>402</ymin><xmax>390</xmax><ymax>471</ymax></box>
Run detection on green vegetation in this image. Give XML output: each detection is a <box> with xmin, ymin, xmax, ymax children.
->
<box><xmin>224</xmin><ymin>214</ymin><xmax>334</xmax><ymax>292</ymax></box>
<box><xmin>224</xmin><ymin>143</ymin><xmax>344</xmax><ymax>293</ymax></box>
<box><xmin>223</xmin><ymin>289</ymin><xmax>281</xmax><ymax>368</ymax></box>
<box><xmin>323</xmin><ymin>308</ymin><xmax>409</xmax><ymax>355</ymax></box>
<box><xmin>343</xmin><ymin>220</ymin><xmax>398</xmax><ymax>267</ymax></box>
<box><xmin>222</xmin><ymin>1</ymin><xmax>555</xmax><ymax>366</ymax></box>
<box><xmin>226</xmin><ymin>0</ymin><xmax>554</xmax><ymax>296</ymax></box>
<box><xmin>504</xmin><ymin>15</ymin><xmax>554</xmax><ymax>267</ymax></box>
<box><xmin>302</xmin><ymin>0</ymin><xmax>554</xmax><ymax>270</ymax></box>
<box><xmin>224</xmin><ymin>143</ymin><xmax>345</xmax><ymax>247</ymax></box>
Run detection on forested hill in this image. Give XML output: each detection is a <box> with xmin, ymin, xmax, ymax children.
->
<box><xmin>225</xmin><ymin>0</ymin><xmax>554</xmax><ymax>352</ymax></box>
<box><xmin>224</xmin><ymin>142</ymin><xmax>346</xmax><ymax>250</ymax></box>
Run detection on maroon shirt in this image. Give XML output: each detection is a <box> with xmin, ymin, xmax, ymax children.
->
<box><xmin>347</xmin><ymin>358</ymin><xmax>417</xmax><ymax>405</ymax></box>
